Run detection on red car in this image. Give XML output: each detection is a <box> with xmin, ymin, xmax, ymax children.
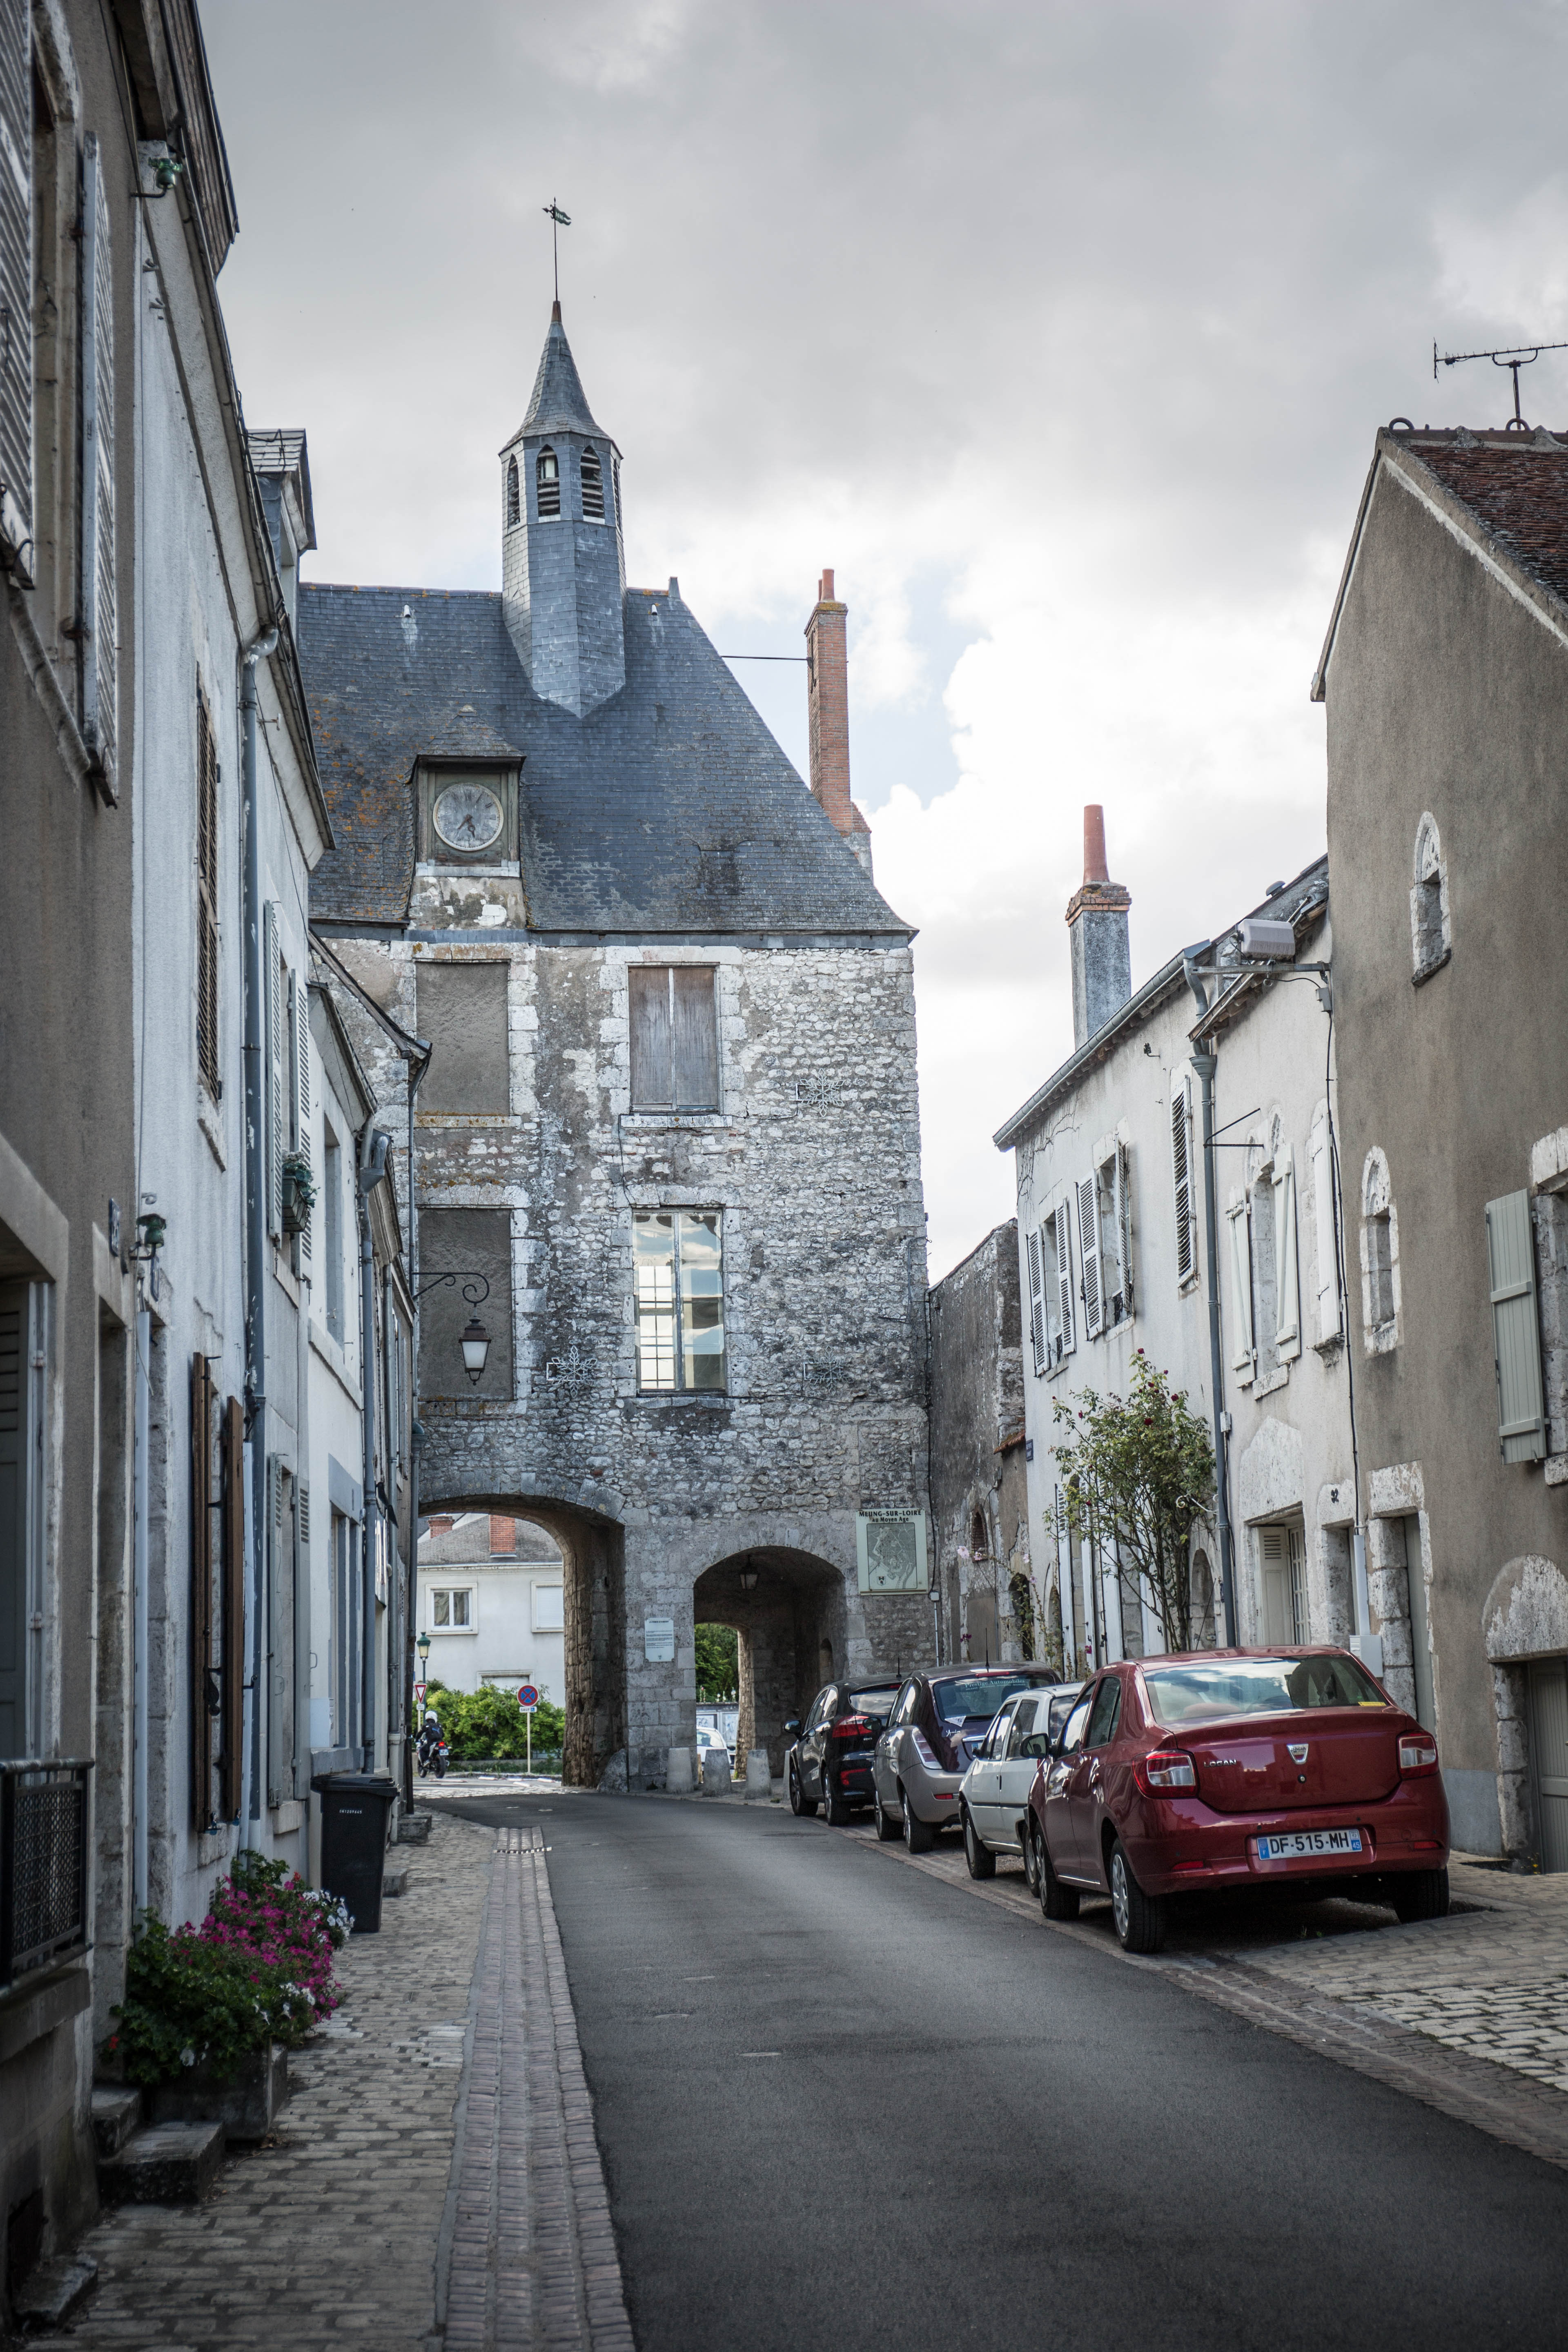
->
<box><xmin>1025</xmin><ymin>1646</ymin><xmax>1450</xmax><ymax>1954</ymax></box>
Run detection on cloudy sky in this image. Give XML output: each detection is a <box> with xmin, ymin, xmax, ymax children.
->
<box><xmin>204</xmin><ymin>0</ymin><xmax>1568</xmax><ymax>1281</ymax></box>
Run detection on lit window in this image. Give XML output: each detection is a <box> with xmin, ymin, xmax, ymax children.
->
<box><xmin>634</xmin><ymin>1210</ymin><xmax>726</xmax><ymax>1393</ymax></box>
<box><xmin>536</xmin><ymin>445</ymin><xmax>560</xmax><ymax>519</ymax></box>
<box><xmin>505</xmin><ymin>455</ymin><xmax>520</xmax><ymax>529</ymax></box>
<box><xmin>581</xmin><ymin>442</ymin><xmax>605</xmax><ymax>520</ymax></box>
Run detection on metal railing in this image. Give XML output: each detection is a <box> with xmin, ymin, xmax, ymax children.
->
<box><xmin>0</xmin><ymin>1760</ymin><xmax>91</xmax><ymax>1989</ymax></box>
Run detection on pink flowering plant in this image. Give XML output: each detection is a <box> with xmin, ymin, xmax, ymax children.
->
<box><xmin>107</xmin><ymin>1851</ymin><xmax>349</xmax><ymax>2089</ymax></box>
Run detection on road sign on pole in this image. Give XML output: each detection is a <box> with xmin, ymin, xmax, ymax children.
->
<box><xmin>517</xmin><ymin>1684</ymin><xmax>540</xmax><ymax>1711</ymax></box>
<box><xmin>414</xmin><ymin>1682</ymin><xmax>428</xmax><ymax>1708</ymax></box>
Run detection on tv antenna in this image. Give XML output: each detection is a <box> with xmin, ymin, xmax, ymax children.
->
<box><xmin>1434</xmin><ymin>339</ymin><xmax>1568</xmax><ymax>432</ymax></box>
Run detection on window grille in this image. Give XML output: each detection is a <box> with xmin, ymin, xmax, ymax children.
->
<box><xmin>0</xmin><ymin>1761</ymin><xmax>90</xmax><ymax>1989</ymax></box>
<box><xmin>536</xmin><ymin>445</ymin><xmax>560</xmax><ymax>518</ymax></box>
<box><xmin>634</xmin><ymin>1210</ymin><xmax>726</xmax><ymax>1393</ymax></box>
<box><xmin>581</xmin><ymin>442</ymin><xmax>604</xmax><ymax>519</ymax></box>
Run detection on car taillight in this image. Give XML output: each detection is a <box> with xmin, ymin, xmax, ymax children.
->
<box><xmin>1135</xmin><ymin>1748</ymin><xmax>1197</xmax><ymax>1793</ymax></box>
<box><xmin>1398</xmin><ymin>1733</ymin><xmax>1439</xmax><ymax>1776</ymax></box>
<box><xmin>831</xmin><ymin>1715</ymin><xmax>871</xmax><ymax>1741</ymax></box>
<box><xmin>913</xmin><ymin>1729</ymin><xmax>941</xmax><ymax>1769</ymax></box>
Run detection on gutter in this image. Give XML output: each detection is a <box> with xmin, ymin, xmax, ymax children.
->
<box><xmin>240</xmin><ymin>623</ymin><xmax>278</xmax><ymax>1833</ymax></box>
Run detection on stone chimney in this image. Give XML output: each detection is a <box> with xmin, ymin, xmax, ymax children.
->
<box><xmin>804</xmin><ymin>569</ymin><xmax>874</xmax><ymax>879</ymax></box>
<box><xmin>1066</xmin><ymin>805</ymin><xmax>1132</xmax><ymax>1049</ymax></box>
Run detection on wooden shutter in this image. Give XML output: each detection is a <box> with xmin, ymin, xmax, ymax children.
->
<box><xmin>264</xmin><ymin>904</ymin><xmax>284</xmax><ymax>1239</ymax></box>
<box><xmin>1259</xmin><ymin>1526</ymin><xmax>1292</xmax><ymax>1645</ymax></box>
<box><xmin>671</xmin><ymin>968</ymin><xmax>719</xmax><ymax>1107</ymax></box>
<box><xmin>1228</xmin><ymin>1202</ymin><xmax>1254</xmax><ymax>1378</ymax></box>
<box><xmin>1115</xmin><ymin>1144</ymin><xmax>1133</xmax><ymax>1318</ymax></box>
<box><xmin>219</xmin><ymin>1396</ymin><xmax>244</xmax><ymax>1820</ymax></box>
<box><xmin>1027</xmin><ymin>1227</ymin><xmax>1046</xmax><ymax>1374</ymax></box>
<box><xmin>1054</xmin><ymin>1201</ymin><xmax>1075</xmax><ymax>1358</ymax></box>
<box><xmin>1486</xmin><ymin>1190</ymin><xmax>1546</xmax><ymax>1463</ymax></box>
<box><xmin>191</xmin><ymin>1355</ymin><xmax>217</xmax><ymax>1829</ymax></box>
<box><xmin>1310</xmin><ymin>1107</ymin><xmax>1341</xmax><ymax>1344</ymax></box>
<box><xmin>80</xmin><ymin>136</ymin><xmax>118</xmax><ymax>799</ymax></box>
<box><xmin>196</xmin><ymin>688</ymin><xmax>221</xmax><ymax>1099</ymax></box>
<box><xmin>0</xmin><ymin>0</ymin><xmax>31</xmax><ymax>568</ymax></box>
<box><xmin>292</xmin><ymin>972</ymin><xmax>312</xmax><ymax>1262</ymax></box>
<box><xmin>1274</xmin><ymin>1151</ymin><xmax>1300</xmax><ymax>1354</ymax></box>
<box><xmin>628</xmin><ymin>966</ymin><xmax>672</xmax><ymax>1107</ymax></box>
<box><xmin>1077</xmin><ymin>1175</ymin><xmax>1102</xmax><ymax>1339</ymax></box>
<box><xmin>267</xmin><ymin>1460</ymin><xmax>295</xmax><ymax>1806</ymax></box>
<box><xmin>1172</xmin><ymin>1085</ymin><xmax>1194</xmax><ymax>1286</ymax></box>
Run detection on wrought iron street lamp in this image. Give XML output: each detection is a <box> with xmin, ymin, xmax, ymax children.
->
<box><xmin>411</xmin><ymin>1270</ymin><xmax>493</xmax><ymax>1385</ymax></box>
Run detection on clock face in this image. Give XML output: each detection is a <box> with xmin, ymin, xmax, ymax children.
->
<box><xmin>432</xmin><ymin>781</ymin><xmax>504</xmax><ymax>854</ymax></box>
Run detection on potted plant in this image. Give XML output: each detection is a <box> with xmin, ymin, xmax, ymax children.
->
<box><xmin>281</xmin><ymin>1152</ymin><xmax>316</xmax><ymax>1237</ymax></box>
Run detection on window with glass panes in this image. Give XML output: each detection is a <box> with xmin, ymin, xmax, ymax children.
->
<box><xmin>634</xmin><ymin>1210</ymin><xmax>726</xmax><ymax>1392</ymax></box>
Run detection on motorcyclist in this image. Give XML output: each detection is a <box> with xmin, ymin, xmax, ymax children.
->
<box><xmin>416</xmin><ymin>1710</ymin><xmax>448</xmax><ymax>1777</ymax></box>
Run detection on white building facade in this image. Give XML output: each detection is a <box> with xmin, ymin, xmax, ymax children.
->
<box><xmin>418</xmin><ymin>1513</ymin><xmax>566</xmax><ymax>1704</ymax></box>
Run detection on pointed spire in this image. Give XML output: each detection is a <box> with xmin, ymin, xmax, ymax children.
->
<box><xmin>514</xmin><ymin>308</ymin><xmax>606</xmax><ymax>441</ymax></box>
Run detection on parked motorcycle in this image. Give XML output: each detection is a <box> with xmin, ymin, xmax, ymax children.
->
<box><xmin>417</xmin><ymin>1713</ymin><xmax>450</xmax><ymax>1779</ymax></box>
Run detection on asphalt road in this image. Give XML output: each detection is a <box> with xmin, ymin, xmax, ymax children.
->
<box><xmin>437</xmin><ymin>1791</ymin><xmax>1568</xmax><ymax>2352</ymax></box>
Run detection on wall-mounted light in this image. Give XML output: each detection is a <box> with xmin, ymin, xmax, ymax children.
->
<box><xmin>461</xmin><ymin>1318</ymin><xmax>490</xmax><ymax>1384</ymax></box>
<box><xmin>738</xmin><ymin>1562</ymin><xmax>758</xmax><ymax>1591</ymax></box>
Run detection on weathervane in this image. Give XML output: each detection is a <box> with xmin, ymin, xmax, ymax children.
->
<box><xmin>543</xmin><ymin>199</ymin><xmax>571</xmax><ymax>305</ymax></box>
<box><xmin>1434</xmin><ymin>339</ymin><xmax>1568</xmax><ymax>432</ymax></box>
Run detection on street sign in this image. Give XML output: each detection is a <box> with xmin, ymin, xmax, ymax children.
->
<box><xmin>517</xmin><ymin>1684</ymin><xmax>540</xmax><ymax>1713</ymax></box>
<box><xmin>414</xmin><ymin>1682</ymin><xmax>428</xmax><ymax>1707</ymax></box>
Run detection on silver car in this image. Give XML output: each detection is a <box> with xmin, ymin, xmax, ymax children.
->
<box><xmin>958</xmin><ymin>1682</ymin><xmax>1082</xmax><ymax>1881</ymax></box>
<box><xmin>872</xmin><ymin>1666</ymin><xmax>1069</xmax><ymax>1853</ymax></box>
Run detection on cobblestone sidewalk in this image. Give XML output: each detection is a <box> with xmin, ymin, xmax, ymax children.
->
<box><xmin>60</xmin><ymin>1810</ymin><xmax>629</xmax><ymax>2350</ymax></box>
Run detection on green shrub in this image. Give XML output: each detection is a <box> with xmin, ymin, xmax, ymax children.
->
<box><xmin>426</xmin><ymin>1679</ymin><xmax>566</xmax><ymax>1760</ymax></box>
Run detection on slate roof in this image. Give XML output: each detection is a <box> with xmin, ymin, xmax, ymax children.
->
<box><xmin>510</xmin><ymin>310</ymin><xmax>610</xmax><ymax>445</ymax></box>
<box><xmin>1314</xmin><ymin>425</ymin><xmax>1568</xmax><ymax>699</ymax></box>
<box><xmin>299</xmin><ymin>580</ymin><xmax>910</xmax><ymax>936</ymax></box>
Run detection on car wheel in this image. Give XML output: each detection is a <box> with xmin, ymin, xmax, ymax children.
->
<box><xmin>962</xmin><ymin>1804</ymin><xmax>996</xmax><ymax>1880</ymax></box>
<box><xmin>1022</xmin><ymin>1822</ymin><xmax>1041</xmax><ymax>1895</ymax></box>
<box><xmin>901</xmin><ymin>1787</ymin><xmax>936</xmax><ymax>1853</ymax></box>
<box><xmin>873</xmin><ymin>1785</ymin><xmax>900</xmax><ymax>1841</ymax></box>
<box><xmin>1108</xmin><ymin>1837</ymin><xmax>1166</xmax><ymax>1955</ymax></box>
<box><xmin>1035</xmin><ymin>1822</ymin><xmax>1080</xmax><ymax>1921</ymax></box>
<box><xmin>788</xmin><ymin>1760</ymin><xmax>818</xmax><ymax>1818</ymax></box>
<box><xmin>822</xmin><ymin>1771</ymin><xmax>851</xmax><ymax>1827</ymax></box>
<box><xmin>1390</xmin><ymin>1867</ymin><xmax>1450</xmax><ymax>1924</ymax></box>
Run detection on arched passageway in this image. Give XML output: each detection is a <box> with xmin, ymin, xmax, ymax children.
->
<box><xmin>419</xmin><ymin>1486</ymin><xmax>625</xmax><ymax>1786</ymax></box>
<box><xmin>693</xmin><ymin>1548</ymin><xmax>845</xmax><ymax>1776</ymax></box>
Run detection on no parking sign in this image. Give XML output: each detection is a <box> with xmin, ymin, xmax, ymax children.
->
<box><xmin>517</xmin><ymin>1683</ymin><xmax>539</xmax><ymax>1712</ymax></box>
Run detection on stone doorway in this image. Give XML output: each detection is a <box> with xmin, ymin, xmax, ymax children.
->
<box><xmin>691</xmin><ymin>1548</ymin><xmax>843</xmax><ymax>1777</ymax></box>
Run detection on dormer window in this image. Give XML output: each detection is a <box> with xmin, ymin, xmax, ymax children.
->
<box><xmin>581</xmin><ymin>443</ymin><xmax>605</xmax><ymax>521</ymax></box>
<box><xmin>537</xmin><ymin>446</ymin><xmax>560</xmax><ymax>519</ymax></box>
<box><xmin>505</xmin><ymin>455</ymin><xmax>520</xmax><ymax>529</ymax></box>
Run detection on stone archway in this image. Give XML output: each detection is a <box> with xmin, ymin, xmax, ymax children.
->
<box><xmin>692</xmin><ymin>1548</ymin><xmax>843</xmax><ymax>1776</ymax></box>
<box><xmin>419</xmin><ymin>1485</ymin><xmax>626</xmax><ymax>1786</ymax></box>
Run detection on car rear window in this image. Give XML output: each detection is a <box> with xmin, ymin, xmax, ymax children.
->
<box><xmin>846</xmin><ymin>1688</ymin><xmax>898</xmax><ymax>1718</ymax></box>
<box><xmin>1143</xmin><ymin>1655</ymin><xmax>1389</xmax><ymax>1723</ymax></box>
<box><xmin>933</xmin><ymin>1673</ymin><xmax>1049</xmax><ymax>1723</ymax></box>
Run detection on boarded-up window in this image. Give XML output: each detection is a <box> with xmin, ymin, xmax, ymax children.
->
<box><xmin>196</xmin><ymin>687</ymin><xmax>220</xmax><ymax>1098</ymax></box>
<box><xmin>0</xmin><ymin>0</ymin><xmax>31</xmax><ymax>568</ymax></box>
<box><xmin>629</xmin><ymin>967</ymin><xmax>719</xmax><ymax>1110</ymax></box>
<box><xmin>80</xmin><ymin>136</ymin><xmax>117</xmax><ymax>797</ymax></box>
<box><xmin>417</xmin><ymin>962</ymin><xmax>510</xmax><ymax>1114</ymax></box>
<box><xmin>418</xmin><ymin>1207</ymin><xmax>513</xmax><ymax>1400</ymax></box>
<box><xmin>1487</xmin><ymin>1189</ymin><xmax>1546</xmax><ymax>1463</ymax></box>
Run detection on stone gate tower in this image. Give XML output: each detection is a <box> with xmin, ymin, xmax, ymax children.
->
<box><xmin>303</xmin><ymin>302</ymin><xmax>931</xmax><ymax>1789</ymax></box>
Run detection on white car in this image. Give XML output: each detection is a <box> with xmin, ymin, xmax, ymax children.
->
<box><xmin>695</xmin><ymin>1724</ymin><xmax>732</xmax><ymax>1782</ymax></box>
<box><xmin>958</xmin><ymin>1682</ymin><xmax>1082</xmax><ymax>1880</ymax></box>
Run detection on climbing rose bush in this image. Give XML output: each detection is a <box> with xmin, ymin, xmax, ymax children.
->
<box><xmin>107</xmin><ymin>1851</ymin><xmax>347</xmax><ymax>2088</ymax></box>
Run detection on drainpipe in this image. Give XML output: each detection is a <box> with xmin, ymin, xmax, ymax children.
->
<box><xmin>358</xmin><ymin>1127</ymin><xmax>391</xmax><ymax>1770</ymax></box>
<box><xmin>1184</xmin><ymin>947</ymin><xmax>1238</xmax><ymax>1648</ymax></box>
<box><xmin>241</xmin><ymin>626</ymin><xmax>278</xmax><ymax>1835</ymax></box>
<box><xmin>132</xmin><ymin>1307</ymin><xmax>150</xmax><ymax>1915</ymax></box>
<box><xmin>403</xmin><ymin>1053</ymin><xmax>426</xmax><ymax>1812</ymax></box>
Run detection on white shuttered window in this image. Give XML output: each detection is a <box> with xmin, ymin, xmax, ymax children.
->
<box><xmin>1273</xmin><ymin>1149</ymin><xmax>1300</xmax><ymax>1355</ymax></box>
<box><xmin>292</xmin><ymin>973</ymin><xmax>312</xmax><ymax>1262</ymax></box>
<box><xmin>1077</xmin><ymin>1175</ymin><xmax>1102</xmax><ymax>1339</ymax></box>
<box><xmin>1172</xmin><ymin>1084</ymin><xmax>1196</xmax><ymax>1288</ymax></box>
<box><xmin>80</xmin><ymin>137</ymin><xmax>117</xmax><ymax>796</ymax></box>
<box><xmin>1486</xmin><ymin>1190</ymin><xmax>1546</xmax><ymax>1463</ymax></box>
<box><xmin>0</xmin><ymin>0</ymin><xmax>31</xmax><ymax>568</ymax></box>
<box><xmin>1049</xmin><ymin>1203</ymin><xmax>1075</xmax><ymax>1362</ymax></box>
<box><xmin>1228</xmin><ymin>1202</ymin><xmax>1254</xmax><ymax>1380</ymax></box>
<box><xmin>1027</xmin><ymin>1227</ymin><xmax>1047</xmax><ymax>1375</ymax></box>
<box><xmin>1309</xmin><ymin>1106</ymin><xmax>1341</xmax><ymax>1344</ymax></box>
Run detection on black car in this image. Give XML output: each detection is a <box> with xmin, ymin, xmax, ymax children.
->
<box><xmin>784</xmin><ymin>1681</ymin><xmax>901</xmax><ymax>1824</ymax></box>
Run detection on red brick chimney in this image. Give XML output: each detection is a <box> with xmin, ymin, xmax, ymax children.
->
<box><xmin>489</xmin><ymin>1515</ymin><xmax>516</xmax><ymax>1556</ymax></box>
<box><xmin>427</xmin><ymin>1514</ymin><xmax>455</xmax><ymax>1537</ymax></box>
<box><xmin>805</xmin><ymin>570</ymin><xmax>874</xmax><ymax>878</ymax></box>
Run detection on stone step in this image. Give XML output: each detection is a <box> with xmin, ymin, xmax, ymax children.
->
<box><xmin>395</xmin><ymin>1812</ymin><xmax>432</xmax><ymax>1844</ymax></box>
<box><xmin>97</xmin><ymin>2120</ymin><xmax>224</xmax><ymax>2206</ymax></box>
<box><xmin>91</xmin><ymin>2084</ymin><xmax>142</xmax><ymax>2158</ymax></box>
<box><xmin>383</xmin><ymin>1862</ymin><xmax>412</xmax><ymax>1897</ymax></box>
<box><xmin>12</xmin><ymin>2253</ymin><xmax>98</xmax><ymax>2328</ymax></box>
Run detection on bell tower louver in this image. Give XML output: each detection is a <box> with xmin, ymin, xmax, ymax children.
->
<box><xmin>501</xmin><ymin>303</ymin><xmax>626</xmax><ymax>715</ymax></box>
